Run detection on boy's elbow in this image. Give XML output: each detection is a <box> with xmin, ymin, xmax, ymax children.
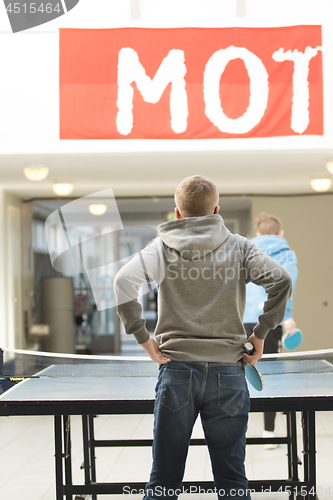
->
<box><xmin>114</xmin><ymin>270</ymin><xmax>129</xmax><ymax>300</ymax></box>
<box><xmin>285</xmin><ymin>270</ymin><xmax>293</xmax><ymax>285</ymax></box>
<box><xmin>113</xmin><ymin>271</ymin><xmax>122</xmax><ymax>293</ymax></box>
<box><xmin>114</xmin><ymin>268</ymin><xmax>138</xmax><ymax>306</ymax></box>
<box><xmin>282</xmin><ymin>269</ymin><xmax>293</xmax><ymax>296</ymax></box>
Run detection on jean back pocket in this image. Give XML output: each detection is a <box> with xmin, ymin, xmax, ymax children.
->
<box><xmin>160</xmin><ymin>367</ymin><xmax>192</xmax><ymax>412</ymax></box>
<box><xmin>217</xmin><ymin>372</ymin><xmax>246</xmax><ymax>416</ymax></box>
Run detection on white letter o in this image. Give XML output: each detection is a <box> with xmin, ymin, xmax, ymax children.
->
<box><xmin>203</xmin><ymin>46</ymin><xmax>269</xmax><ymax>134</ymax></box>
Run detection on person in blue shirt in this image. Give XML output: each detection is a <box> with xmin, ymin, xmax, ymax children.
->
<box><xmin>244</xmin><ymin>212</ymin><xmax>298</xmax><ymax>446</ymax></box>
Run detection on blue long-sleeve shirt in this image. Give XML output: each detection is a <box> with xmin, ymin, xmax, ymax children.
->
<box><xmin>243</xmin><ymin>235</ymin><xmax>297</xmax><ymax>324</ymax></box>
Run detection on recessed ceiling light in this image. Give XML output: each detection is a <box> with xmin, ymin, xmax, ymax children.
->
<box><xmin>24</xmin><ymin>165</ymin><xmax>49</xmax><ymax>181</ymax></box>
<box><xmin>88</xmin><ymin>204</ymin><xmax>107</xmax><ymax>216</ymax></box>
<box><xmin>310</xmin><ymin>178</ymin><xmax>332</xmax><ymax>192</ymax></box>
<box><xmin>326</xmin><ymin>160</ymin><xmax>333</xmax><ymax>175</ymax></box>
<box><xmin>52</xmin><ymin>183</ymin><xmax>74</xmax><ymax>196</ymax></box>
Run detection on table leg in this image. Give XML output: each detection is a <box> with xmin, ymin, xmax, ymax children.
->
<box><xmin>63</xmin><ymin>415</ymin><xmax>73</xmax><ymax>500</ymax></box>
<box><xmin>82</xmin><ymin>415</ymin><xmax>92</xmax><ymax>487</ymax></box>
<box><xmin>88</xmin><ymin>415</ymin><xmax>97</xmax><ymax>500</ymax></box>
<box><xmin>54</xmin><ymin>415</ymin><xmax>64</xmax><ymax>500</ymax></box>
<box><xmin>302</xmin><ymin>411</ymin><xmax>317</xmax><ymax>499</ymax></box>
<box><xmin>286</xmin><ymin>412</ymin><xmax>300</xmax><ymax>482</ymax></box>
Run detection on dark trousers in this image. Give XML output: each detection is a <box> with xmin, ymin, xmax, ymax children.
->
<box><xmin>244</xmin><ymin>323</ymin><xmax>283</xmax><ymax>432</ymax></box>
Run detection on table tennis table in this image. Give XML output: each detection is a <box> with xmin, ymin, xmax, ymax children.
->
<box><xmin>0</xmin><ymin>358</ymin><xmax>333</xmax><ymax>500</ymax></box>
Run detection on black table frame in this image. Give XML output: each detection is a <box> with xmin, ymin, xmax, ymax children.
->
<box><xmin>1</xmin><ymin>396</ymin><xmax>329</xmax><ymax>500</ymax></box>
<box><xmin>68</xmin><ymin>410</ymin><xmax>313</xmax><ymax>500</ymax></box>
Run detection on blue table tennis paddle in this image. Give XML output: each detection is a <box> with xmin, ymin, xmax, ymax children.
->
<box><xmin>282</xmin><ymin>329</ymin><xmax>303</xmax><ymax>350</ymax></box>
<box><xmin>244</xmin><ymin>342</ymin><xmax>264</xmax><ymax>391</ymax></box>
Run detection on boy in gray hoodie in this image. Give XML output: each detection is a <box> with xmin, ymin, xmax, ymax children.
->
<box><xmin>114</xmin><ymin>175</ymin><xmax>292</xmax><ymax>500</ymax></box>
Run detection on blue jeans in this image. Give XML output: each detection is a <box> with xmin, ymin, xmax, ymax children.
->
<box><xmin>144</xmin><ymin>360</ymin><xmax>251</xmax><ymax>500</ymax></box>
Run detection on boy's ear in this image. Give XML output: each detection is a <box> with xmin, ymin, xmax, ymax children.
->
<box><xmin>175</xmin><ymin>207</ymin><xmax>182</xmax><ymax>219</ymax></box>
<box><xmin>214</xmin><ymin>206</ymin><xmax>220</xmax><ymax>214</ymax></box>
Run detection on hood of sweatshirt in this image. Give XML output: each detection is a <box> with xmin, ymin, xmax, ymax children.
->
<box><xmin>251</xmin><ymin>234</ymin><xmax>290</xmax><ymax>259</ymax></box>
<box><xmin>157</xmin><ymin>214</ymin><xmax>230</xmax><ymax>260</ymax></box>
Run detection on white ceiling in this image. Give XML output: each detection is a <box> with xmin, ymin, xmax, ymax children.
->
<box><xmin>1</xmin><ymin>148</ymin><xmax>332</xmax><ymax>201</ymax></box>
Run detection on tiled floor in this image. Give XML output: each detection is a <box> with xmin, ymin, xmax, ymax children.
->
<box><xmin>0</xmin><ymin>410</ymin><xmax>332</xmax><ymax>500</ymax></box>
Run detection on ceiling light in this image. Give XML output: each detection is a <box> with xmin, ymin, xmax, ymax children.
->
<box><xmin>24</xmin><ymin>166</ymin><xmax>49</xmax><ymax>181</ymax></box>
<box><xmin>52</xmin><ymin>183</ymin><xmax>74</xmax><ymax>196</ymax></box>
<box><xmin>326</xmin><ymin>160</ymin><xmax>333</xmax><ymax>175</ymax></box>
<box><xmin>88</xmin><ymin>204</ymin><xmax>107</xmax><ymax>216</ymax></box>
<box><xmin>310</xmin><ymin>178</ymin><xmax>332</xmax><ymax>192</ymax></box>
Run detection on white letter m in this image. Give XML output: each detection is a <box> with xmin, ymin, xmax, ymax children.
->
<box><xmin>116</xmin><ymin>47</ymin><xmax>188</xmax><ymax>135</ymax></box>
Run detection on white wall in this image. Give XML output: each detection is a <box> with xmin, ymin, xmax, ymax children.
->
<box><xmin>21</xmin><ymin>202</ymin><xmax>34</xmax><ymax>349</ymax></box>
<box><xmin>250</xmin><ymin>194</ymin><xmax>333</xmax><ymax>351</ymax></box>
<box><xmin>0</xmin><ymin>189</ymin><xmax>6</xmax><ymax>348</ymax></box>
<box><xmin>0</xmin><ymin>192</ymin><xmax>25</xmax><ymax>349</ymax></box>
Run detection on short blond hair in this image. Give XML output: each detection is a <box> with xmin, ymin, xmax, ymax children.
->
<box><xmin>255</xmin><ymin>212</ymin><xmax>282</xmax><ymax>235</ymax></box>
<box><xmin>174</xmin><ymin>175</ymin><xmax>219</xmax><ymax>218</ymax></box>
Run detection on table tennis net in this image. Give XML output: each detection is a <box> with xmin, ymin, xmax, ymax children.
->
<box><xmin>1</xmin><ymin>347</ymin><xmax>333</xmax><ymax>379</ymax></box>
<box><xmin>1</xmin><ymin>348</ymin><xmax>159</xmax><ymax>378</ymax></box>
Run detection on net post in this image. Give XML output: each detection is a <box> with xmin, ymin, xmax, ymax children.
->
<box><xmin>0</xmin><ymin>348</ymin><xmax>3</xmax><ymax>376</ymax></box>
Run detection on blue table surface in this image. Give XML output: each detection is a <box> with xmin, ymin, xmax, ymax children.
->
<box><xmin>1</xmin><ymin>366</ymin><xmax>333</xmax><ymax>404</ymax></box>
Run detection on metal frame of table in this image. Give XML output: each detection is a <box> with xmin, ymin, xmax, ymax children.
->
<box><xmin>0</xmin><ymin>396</ymin><xmax>328</xmax><ymax>500</ymax></box>
<box><xmin>70</xmin><ymin>410</ymin><xmax>314</xmax><ymax>500</ymax></box>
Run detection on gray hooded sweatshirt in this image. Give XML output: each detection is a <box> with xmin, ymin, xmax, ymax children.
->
<box><xmin>114</xmin><ymin>214</ymin><xmax>292</xmax><ymax>363</ymax></box>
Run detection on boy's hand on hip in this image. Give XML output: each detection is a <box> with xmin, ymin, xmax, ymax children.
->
<box><xmin>141</xmin><ymin>338</ymin><xmax>171</xmax><ymax>364</ymax></box>
<box><xmin>243</xmin><ymin>333</ymin><xmax>264</xmax><ymax>366</ymax></box>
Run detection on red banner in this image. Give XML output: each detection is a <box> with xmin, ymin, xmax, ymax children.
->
<box><xmin>59</xmin><ymin>26</ymin><xmax>323</xmax><ymax>139</ymax></box>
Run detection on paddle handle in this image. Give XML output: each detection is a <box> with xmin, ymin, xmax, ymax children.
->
<box><xmin>283</xmin><ymin>328</ymin><xmax>302</xmax><ymax>336</ymax></box>
<box><xmin>244</xmin><ymin>342</ymin><xmax>254</xmax><ymax>355</ymax></box>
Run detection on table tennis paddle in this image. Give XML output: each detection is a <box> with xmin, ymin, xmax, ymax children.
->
<box><xmin>244</xmin><ymin>342</ymin><xmax>264</xmax><ymax>391</ymax></box>
<box><xmin>282</xmin><ymin>329</ymin><xmax>303</xmax><ymax>350</ymax></box>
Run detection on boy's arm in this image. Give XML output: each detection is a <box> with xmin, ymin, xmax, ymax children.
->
<box><xmin>243</xmin><ymin>239</ymin><xmax>293</xmax><ymax>341</ymax></box>
<box><xmin>114</xmin><ymin>238</ymin><xmax>168</xmax><ymax>362</ymax></box>
<box><xmin>141</xmin><ymin>338</ymin><xmax>171</xmax><ymax>364</ymax></box>
<box><xmin>282</xmin><ymin>251</ymin><xmax>298</xmax><ymax>333</ymax></box>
